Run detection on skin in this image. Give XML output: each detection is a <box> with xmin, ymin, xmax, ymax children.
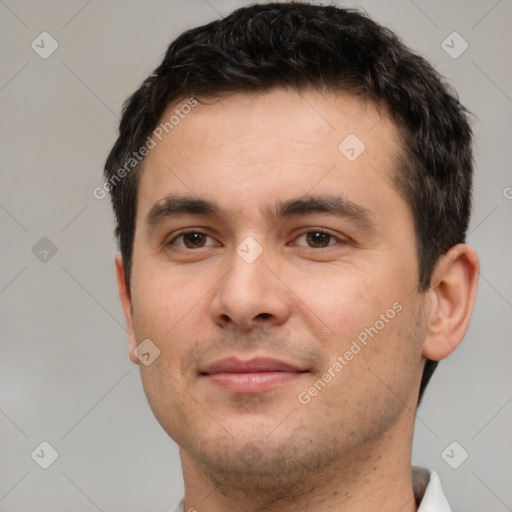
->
<box><xmin>115</xmin><ymin>88</ymin><xmax>479</xmax><ymax>512</ymax></box>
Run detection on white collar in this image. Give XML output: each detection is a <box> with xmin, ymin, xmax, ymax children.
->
<box><xmin>414</xmin><ymin>466</ymin><xmax>451</xmax><ymax>512</ymax></box>
<box><xmin>170</xmin><ymin>466</ymin><xmax>451</xmax><ymax>512</ymax></box>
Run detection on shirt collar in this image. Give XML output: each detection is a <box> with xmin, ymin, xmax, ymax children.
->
<box><xmin>414</xmin><ymin>466</ymin><xmax>452</xmax><ymax>512</ymax></box>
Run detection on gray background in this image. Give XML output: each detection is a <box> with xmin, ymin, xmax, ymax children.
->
<box><xmin>1</xmin><ymin>0</ymin><xmax>511</xmax><ymax>511</ymax></box>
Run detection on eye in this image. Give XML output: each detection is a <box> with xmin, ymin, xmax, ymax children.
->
<box><xmin>294</xmin><ymin>230</ymin><xmax>342</xmax><ymax>248</ymax></box>
<box><xmin>168</xmin><ymin>231</ymin><xmax>216</xmax><ymax>249</ymax></box>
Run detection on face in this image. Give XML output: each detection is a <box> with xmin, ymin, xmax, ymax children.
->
<box><xmin>120</xmin><ymin>89</ymin><xmax>429</xmax><ymax>488</ymax></box>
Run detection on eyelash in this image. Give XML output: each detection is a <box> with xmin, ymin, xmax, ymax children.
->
<box><xmin>167</xmin><ymin>229</ymin><xmax>345</xmax><ymax>250</ymax></box>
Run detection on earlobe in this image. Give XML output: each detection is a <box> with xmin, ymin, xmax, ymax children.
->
<box><xmin>422</xmin><ymin>244</ymin><xmax>479</xmax><ymax>361</ymax></box>
<box><xmin>115</xmin><ymin>253</ymin><xmax>140</xmax><ymax>366</ymax></box>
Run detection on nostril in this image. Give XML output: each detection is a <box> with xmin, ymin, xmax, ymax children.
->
<box><xmin>257</xmin><ymin>313</ymin><xmax>272</xmax><ymax>320</ymax></box>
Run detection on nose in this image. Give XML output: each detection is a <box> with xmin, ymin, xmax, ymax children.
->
<box><xmin>209</xmin><ymin>242</ymin><xmax>292</xmax><ymax>331</ymax></box>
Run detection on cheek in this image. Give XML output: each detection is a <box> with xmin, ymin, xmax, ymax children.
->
<box><xmin>130</xmin><ymin>261</ymin><xmax>204</xmax><ymax>343</ymax></box>
<box><xmin>311</xmin><ymin>299</ymin><xmax>425</xmax><ymax>428</ymax></box>
<box><xmin>291</xmin><ymin>265</ymin><xmax>394</xmax><ymax>345</ymax></box>
<box><xmin>130</xmin><ymin>267</ymin><xmax>203</xmax><ymax>435</ymax></box>
<box><xmin>298</xmin><ymin>268</ymin><xmax>422</xmax><ymax>387</ymax></box>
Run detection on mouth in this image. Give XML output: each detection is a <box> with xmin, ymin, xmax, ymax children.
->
<box><xmin>199</xmin><ymin>357</ymin><xmax>309</xmax><ymax>393</ymax></box>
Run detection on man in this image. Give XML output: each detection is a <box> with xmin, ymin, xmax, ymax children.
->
<box><xmin>104</xmin><ymin>2</ymin><xmax>479</xmax><ymax>511</ymax></box>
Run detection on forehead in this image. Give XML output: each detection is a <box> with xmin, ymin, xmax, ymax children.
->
<box><xmin>135</xmin><ymin>88</ymin><xmax>402</xmax><ymax>226</ymax></box>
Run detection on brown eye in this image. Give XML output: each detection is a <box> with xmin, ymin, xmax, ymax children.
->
<box><xmin>169</xmin><ymin>231</ymin><xmax>214</xmax><ymax>249</ymax></box>
<box><xmin>306</xmin><ymin>231</ymin><xmax>331</xmax><ymax>248</ymax></box>
<box><xmin>182</xmin><ymin>232</ymin><xmax>207</xmax><ymax>248</ymax></box>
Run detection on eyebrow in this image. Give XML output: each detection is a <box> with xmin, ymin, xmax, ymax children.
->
<box><xmin>146</xmin><ymin>195</ymin><xmax>223</xmax><ymax>228</ymax></box>
<box><xmin>145</xmin><ymin>193</ymin><xmax>376</xmax><ymax>231</ymax></box>
<box><xmin>266</xmin><ymin>194</ymin><xmax>376</xmax><ymax>229</ymax></box>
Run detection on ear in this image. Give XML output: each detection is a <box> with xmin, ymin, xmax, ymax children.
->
<box><xmin>422</xmin><ymin>244</ymin><xmax>479</xmax><ymax>361</ymax></box>
<box><xmin>115</xmin><ymin>252</ymin><xmax>140</xmax><ymax>365</ymax></box>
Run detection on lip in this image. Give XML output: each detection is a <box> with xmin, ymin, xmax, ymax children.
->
<box><xmin>200</xmin><ymin>357</ymin><xmax>308</xmax><ymax>393</ymax></box>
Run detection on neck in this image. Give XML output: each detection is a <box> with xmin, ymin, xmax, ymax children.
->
<box><xmin>179</xmin><ymin>413</ymin><xmax>418</xmax><ymax>512</ymax></box>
